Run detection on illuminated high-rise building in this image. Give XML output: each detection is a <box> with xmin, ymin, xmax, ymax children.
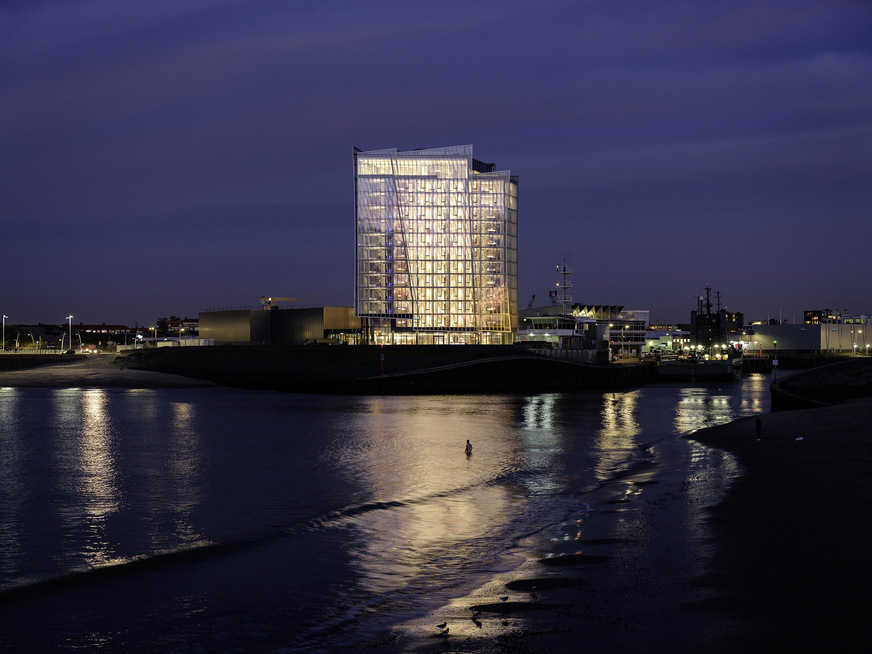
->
<box><xmin>354</xmin><ymin>145</ymin><xmax>518</xmax><ymax>345</ymax></box>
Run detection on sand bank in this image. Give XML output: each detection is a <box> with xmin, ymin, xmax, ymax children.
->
<box><xmin>0</xmin><ymin>354</ymin><xmax>221</xmax><ymax>388</ymax></box>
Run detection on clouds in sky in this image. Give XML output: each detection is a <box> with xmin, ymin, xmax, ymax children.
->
<box><xmin>2</xmin><ymin>0</ymin><xmax>871</xmax><ymax>326</ymax></box>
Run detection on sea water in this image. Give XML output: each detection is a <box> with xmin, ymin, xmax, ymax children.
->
<box><xmin>0</xmin><ymin>373</ymin><xmax>776</xmax><ymax>652</ymax></box>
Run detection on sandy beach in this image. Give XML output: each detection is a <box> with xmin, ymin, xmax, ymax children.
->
<box><xmin>686</xmin><ymin>399</ymin><xmax>872</xmax><ymax>651</ymax></box>
<box><xmin>0</xmin><ymin>353</ymin><xmax>222</xmax><ymax>388</ymax></box>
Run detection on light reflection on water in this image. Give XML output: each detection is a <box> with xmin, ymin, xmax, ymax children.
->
<box><xmin>0</xmin><ymin>377</ymin><xmax>781</xmax><ymax>652</ymax></box>
<box><xmin>0</xmin><ymin>389</ymin><xmax>25</xmax><ymax>579</ymax></box>
<box><xmin>77</xmin><ymin>390</ymin><xmax>119</xmax><ymax>567</ymax></box>
<box><xmin>518</xmin><ymin>393</ymin><xmax>562</xmax><ymax>495</ymax></box>
<box><xmin>330</xmin><ymin>396</ymin><xmax>530</xmax><ymax>596</ymax></box>
<box><xmin>594</xmin><ymin>390</ymin><xmax>642</xmax><ymax>482</ymax></box>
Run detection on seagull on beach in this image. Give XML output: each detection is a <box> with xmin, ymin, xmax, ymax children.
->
<box><xmin>499</xmin><ymin>596</ymin><xmax>509</xmax><ymax>602</ymax></box>
<box><xmin>437</xmin><ymin>627</ymin><xmax>449</xmax><ymax>637</ymax></box>
<box><xmin>436</xmin><ymin>622</ymin><xmax>447</xmax><ymax>629</ymax></box>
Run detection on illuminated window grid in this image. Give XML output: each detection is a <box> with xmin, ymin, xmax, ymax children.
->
<box><xmin>354</xmin><ymin>146</ymin><xmax>517</xmax><ymax>344</ymax></box>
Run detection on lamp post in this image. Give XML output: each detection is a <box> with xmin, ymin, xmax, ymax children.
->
<box><xmin>773</xmin><ymin>340</ymin><xmax>778</xmax><ymax>382</ymax></box>
<box><xmin>2</xmin><ymin>314</ymin><xmax>6</xmax><ymax>352</ymax></box>
<box><xmin>66</xmin><ymin>315</ymin><xmax>73</xmax><ymax>353</ymax></box>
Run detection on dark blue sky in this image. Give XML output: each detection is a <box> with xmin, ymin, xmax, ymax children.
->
<box><xmin>3</xmin><ymin>0</ymin><xmax>871</xmax><ymax>327</ymax></box>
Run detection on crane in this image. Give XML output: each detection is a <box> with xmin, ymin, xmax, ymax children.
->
<box><xmin>260</xmin><ymin>296</ymin><xmax>298</xmax><ymax>310</ymax></box>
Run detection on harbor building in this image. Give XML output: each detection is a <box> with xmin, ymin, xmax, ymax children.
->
<box><xmin>353</xmin><ymin>145</ymin><xmax>519</xmax><ymax>345</ymax></box>
<box><xmin>199</xmin><ymin>306</ymin><xmax>360</xmax><ymax>345</ymax></box>
<box><xmin>518</xmin><ymin>303</ymin><xmax>648</xmax><ymax>361</ymax></box>
<box><xmin>735</xmin><ymin>321</ymin><xmax>872</xmax><ymax>355</ymax></box>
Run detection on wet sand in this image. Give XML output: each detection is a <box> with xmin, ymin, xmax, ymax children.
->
<box><xmin>686</xmin><ymin>399</ymin><xmax>872</xmax><ymax>651</ymax></box>
<box><xmin>390</xmin><ymin>435</ymin><xmax>742</xmax><ymax>653</ymax></box>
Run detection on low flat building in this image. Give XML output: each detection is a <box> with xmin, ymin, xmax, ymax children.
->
<box><xmin>199</xmin><ymin>306</ymin><xmax>361</xmax><ymax>345</ymax></box>
<box><xmin>733</xmin><ymin>323</ymin><xmax>871</xmax><ymax>355</ymax></box>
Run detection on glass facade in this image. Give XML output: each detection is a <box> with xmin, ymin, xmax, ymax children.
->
<box><xmin>354</xmin><ymin>145</ymin><xmax>518</xmax><ymax>345</ymax></box>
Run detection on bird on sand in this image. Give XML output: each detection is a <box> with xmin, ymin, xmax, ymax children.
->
<box><xmin>436</xmin><ymin>622</ymin><xmax>447</xmax><ymax>629</ymax></box>
<box><xmin>499</xmin><ymin>596</ymin><xmax>509</xmax><ymax>602</ymax></box>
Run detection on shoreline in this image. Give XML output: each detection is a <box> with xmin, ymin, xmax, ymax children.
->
<box><xmin>384</xmin><ymin>432</ymin><xmax>744</xmax><ymax>653</ymax></box>
<box><xmin>685</xmin><ymin>399</ymin><xmax>872</xmax><ymax>651</ymax></box>
<box><xmin>395</xmin><ymin>398</ymin><xmax>872</xmax><ymax>653</ymax></box>
<box><xmin>381</xmin><ymin>360</ymin><xmax>872</xmax><ymax>652</ymax></box>
<box><xmin>6</xmin><ymin>356</ymin><xmax>871</xmax><ymax>650</ymax></box>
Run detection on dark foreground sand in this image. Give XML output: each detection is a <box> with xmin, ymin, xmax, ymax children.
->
<box><xmin>687</xmin><ymin>399</ymin><xmax>872</xmax><ymax>652</ymax></box>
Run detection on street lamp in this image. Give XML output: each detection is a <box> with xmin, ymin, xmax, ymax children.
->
<box><xmin>773</xmin><ymin>340</ymin><xmax>778</xmax><ymax>382</ymax></box>
<box><xmin>2</xmin><ymin>314</ymin><xmax>6</xmax><ymax>352</ymax></box>
<box><xmin>66</xmin><ymin>315</ymin><xmax>73</xmax><ymax>353</ymax></box>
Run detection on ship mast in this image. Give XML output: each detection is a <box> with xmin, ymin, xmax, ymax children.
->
<box><xmin>556</xmin><ymin>258</ymin><xmax>572</xmax><ymax>317</ymax></box>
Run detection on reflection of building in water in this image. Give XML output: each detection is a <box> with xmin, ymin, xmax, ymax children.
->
<box><xmin>672</xmin><ymin>387</ymin><xmax>734</xmax><ymax>435</ymax></box>
<box><xmin>341</xmin><ymin>397</ymin><xmax>526</xmax><ymax>594</ymax></box>
<box><xmin>594</xmin><ymin>391</ymin><xmax>641</xmax><ymax>483</ymax></box>
<box><xmin>522</xmin><ymin>393</ymin><xmax>558</xmax><ymax>430</ymax></box>
<box><xmin>518</xmin><ymin>394</ymin><xmax>562</xmax><ymax>495</ymax></box>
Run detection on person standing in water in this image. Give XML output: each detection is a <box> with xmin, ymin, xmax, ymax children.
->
<box><xmin>465</xmin><ymin>439</ymin><xmax>473</xmax><ymax>456</ymax></box>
